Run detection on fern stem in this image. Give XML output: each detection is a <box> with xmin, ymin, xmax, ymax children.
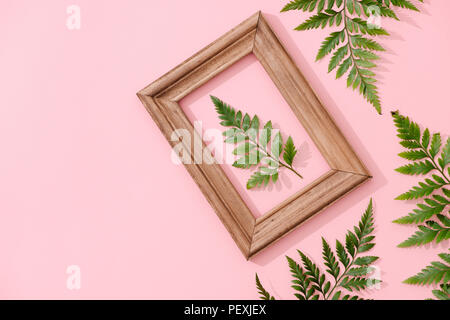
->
<box><xmin>343</xmin><ymin>2</ymin><xmax>361</xmax><ymax>82</ymax></box>
<box><xmin>341</xmin><ymin>0</ymin><xmax>379</xmax><ymax>111</ymax></box>
<box><xmin>235</xmin><ymin>127</ymin><xmax>304</xmax><ymax>179</ymax></box>
<box><xmin>282</xmin><ymin>163</ymin><xmax>304</xmax><ymax>179</ymax></box>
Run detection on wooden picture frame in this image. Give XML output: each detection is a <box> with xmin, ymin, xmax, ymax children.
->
<box><xmin>137</xmin><ymin>11</ymin><xmax>371</xmax><ymax>259</ymax></box>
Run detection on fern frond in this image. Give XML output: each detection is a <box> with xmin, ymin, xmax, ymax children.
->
<box><xmin>247</xmin><ymin>170</ymin><xmax>270</xmax><ymax>189</ymax></box>
<box><xmin>390</xmin><ymin>0</ymin><xmax>420</xmax><ymax>11</ymax></box>
<box><xmin>395</xmin><ymin>178</ymin><xmax>447</xmax><ymax>200</ymax></box>
<box><xmin>350</xmin><ymin>35</ymin><xmax>385</xmax><ymax>51</ymax></box>
<box><xmin>257</xmin><ymin>200</ymin><xmax>379</xmax><ymax>300</ymax></box>
<box><xmin>393</xmin><ymin>198</ymin><xmax>447</xmax><ymax>224</ymax></box>
<box><xmin>438</xmin><ymin>138</ymin><xmax>450</xmax><ymax>170</ymax></box>
<box><xmin>404</xmin><ymin>253</ymin><xmax>450</xmax><ymax>285</ymax></box>
<box><xmin>346</xmin><ymin>17</ymin><xmax>390</xmax><ymax>36</ymax></box>
<box><xmin>398</xmin><ymin>225</ymin><xmax>449</xmax><ymax>247</ymax></box>
<box><xmin>431</xmin><ymin>284</ymin><xmax>450</xmax><ymax>300</ymax></box>
<box><xmin>332</xmin><ymin>291</ymin><xmax>363</xmax><ymax>300</ymax></box>
<box><xmin>211</xmin><ymin>95</ymin><xmax>238</xmax><ymax>127</ymax></box>
<box><xmin>283</xmin><ymin>136</ymin><xmax>298</xmax><ymax>166</ymax></box>
<box><xmin>211</xmin><ymin>96</ymin><xmax>304</xmax><ymax>189</ymax></box>
<box><xmin>255</xmin><ymin>274</ymin><xmax>275</xmax><ymax>300</ymax></box>
<box><xmin>359</xmin><ymin>1</ymin><xmax>399</xmax><ymax>20</ymax></box>
<box><xmin>395</xmin><ymin>161</ymin><xmax>435</xmax><ymax>176</ymax></box>
<box><xmin>317</xmin><ymin>30</ymin><xmax>345</xmax><ymax>61</ymax></box>
<box><xmin>398</xmin><ymin>150</ymin><xmax>427</xmax><ymax>161</ymax></box>
<box><xmin>354</xmin><ymin>256</ymin><xmax>379</xmax><ymax>266</ymax></box>
<box><xmin>322</xmin><ymin>237</ymin><xmax>341</xmax><ymax>280</ymax></box>
<box><xmin>392</xmin><ymin>111</ymin><xmax>450</xmax><ymax>297</ymax></box>
<box><xmin>298</xmin><ymin>250</ymin><xmax>328</xmax><ymax>298</ymax></box>
<box><xmin>295</xmin><ymin>10</ymin><xmax>340</xmax><ymax>30</ymax></box>
<box><xmin>281</xmin><ymin>0</ymin><xmax>319</xmax><ymax>12</ymax></box>
<box><xmin>336</xmin><ymin>239</ymin><xmax>350</xmax><ymax>268</ymax></box>
<box><xmin>339</xmin><ymin>276</ymin><xmax>372</xmax><ymax>292</ymax></box>
<box><xmin>282</xmin><ymin>0</ymin><xmax>423</xmax><ymax>113</ymax></box>
<box><xmin>286</xmin><ymin>256</ymin><xmax>317</xmax><ymax>300</ymax></box>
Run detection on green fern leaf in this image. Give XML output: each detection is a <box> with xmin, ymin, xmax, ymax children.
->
<box><xmin>357</xmin><ymin>198</ymin><xmax>375</xmax><ymax>239</ymax></box>
<box><xmin>346</xmin><ymin>266</ymin><xmax>374</xmax><ymax>276</ymax></box>
<box><xmin>438</xmin><ymin>137</ymin><xmax>450</xmax><ymax>169</ymax></box>
<box><xmin>286</xmin><ymin>255</ymin><xmax>313</xmax><ymax>300</ymax></box>
<box><xmin>271</xmin><ymin>132</ymin><xmax>283</xmax><ymax>159</ymax></box>
<box><xmin>247</xmin><ymin>170</ymin><xmax>269</xmax><ymax>189</ymax></box>
<box><xmin>211</xmin><ymin>95</ymin><xmax>238</xmax><ymax>127</ymax></box>
<box><xmin>317</xmin><ymin>0</ymin><xmax>326</xmax><ymax>13</ymax></box>
<box><xmin>397</xmin><ymin>225</ymin><xmax>442</xmax><ymax>247</ymax></box>
<box><xmin>390</xmin><ymin>0</ymin><xmax>420</xmax><ymax>11</ymax></box>
<box><xmin>336</xmin><ymin>57</ymin><xmax>353</xmax><ymax>79</ymax></box>
<box><xmin>352</xmin><ymin>48</ymin><xmax>379</xmax><ymax>60</ymax></box>
<box><xmin>437</xmin><ymin>214</ymin><xmax>450</xmax><ymax>228</ymax></box>
<box><xmin>350</xmin><ymin>35</ymin><xmax>385</xmax><ymax>51</ymax></box>
<box><xmin>328</xmin><ymin>45</ymin><xmax>348</xmax><ymax>71</ymax></box>
<box><xmin>259</xmin><ymin>121</ymin><xmax>272</xmax><ymax>148</ymax></box>
<box><xmin>341</xmin><ymin>293</ymin><xmax>363</xmax><ymax>300</ymax></box>
<box><xmin>393</xmin><ymin>201</ymin><xmax>446</xmax><ymax>225</ymax></box>
<box><xmin>360</xmin><ymin>82</ymin><xmax>381</xmax><ymax>113</ymax></box>
<box><xmin>335</xmin><ymin>239</ymin><xmax>350</xmax><ymax>268</ymax></box>
<box><xmin>317</xmin><ymin>31</ymin><xmax>345</xmax><ymax>61</ymax></box>
<box><xmin>339</xmin><ymin>276</ymin><xmax>370</xmax><ymax>292</ymax></box>
<box><xmin>404</xmin><ymin>254</ymin><xmax>450</xmax><ymax>285</ymax></box>
<box><xmin>429</xmin><ymin>133</ymin><xmax>441</xmax><ymax>158</ymax></box>
<box><xmin>212</xmin><ymin>96</ymin><xmax>304</xmax><ymax>190</ymax></box>
<box><xmin>295</xmin><ymin>11</ymin><xmax>340</xmax><ymax>30</ymax></box>
<box><xmin>354</xmin><ymin>256</ymin><xmax>379</xmax><ymax>266</ymax></box>
<box><xmin>298</xmin><ymin>250</ymin><xmax>327</xmax><ymax>297</ymax></box>
<box><xmin>282</xmin><ymin>0</ymin><xmax>421</xmax><ymax>113</ymax></box>
<box><xmin>233</xmin><ymin>150</ymin><xmax>264</xmax><ymax>169</ymax></box>
<box><xmin>395</xmin><ymin>161</ymin><xmax>435</xmax><ymax>175</ymax></box>
<box><xmin>392</xmin><ymin>111</ymin><xmax>450</xmax><ymax>297</ymax></box>
<box><xmin>345</xmin><ymin>230</ymin><xmax>358</xmax><ymax>257</ymax></box>
<box><xmin>421</xmin><ymin>128</ymin><xmax>430</xmax><ymax>149</ymax></box>
<box><xmin>257</xmin><ymin>200</ymin><xmax>379</xmax><ymax>300</ymax></box>
<box><xmin>399</xmin><ymin>140</ymin><xmax>421</xmax><ymax>149</ymax></box>
<box><xmin>395</xmin><ymin>178</ymin><xmax>446</xmax><ymax>200</ymax></box>
<box><xmin>439</xmin><ymin>252</ymin><xmax>450</xmax><ymax>264</ymax></box>
<box><xmin>347</xmin><ymin>17</ymin><xmax>390</xmax><ymax>36</ymax></box>
<box><xmin>432</xmin><ymin>284</ymin><xmax>450</xmax><ymax>300</ymax></box>
<box><xmin>281</xmin><ymin>0</ymin><xmax>318</xmax><ymax>12</ymax></box>
<box><xmin>283</xmin><ymin>136</ymin><xmax>298</xmax><ymax>166</ymax></box>
<box><xmin>322</xmin><ymin>237</ymin><xmax>341</xmax><ymax>279</ymax></box>
<box><xmin>398</xmin><ymin>150</ymin><xmax>427</xmax><ymax>160</ymax></box>
<box><xmin>359</xmin><ymin>1</ymin><xmax>398</xmax><ymax>20</ymax></box>
<box><xmin>255</xmin><ymin>273</ymin><xmax>275</xmax><ymax>300</ymax></box>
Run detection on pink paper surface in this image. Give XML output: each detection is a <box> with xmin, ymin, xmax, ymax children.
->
<box><xmin>0</xmin><ymin>0</ymin><xmax>448</xmax><ymax>299</ymax></box>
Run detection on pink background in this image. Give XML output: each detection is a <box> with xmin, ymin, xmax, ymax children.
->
<box><xmin>0</xmin><ymin>0</ymin><xmax>448</xmax><ymax>299</ymax></box>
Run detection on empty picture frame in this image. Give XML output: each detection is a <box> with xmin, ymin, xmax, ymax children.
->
<box><xmin>137</xmin><ymin>11</ymin><xmax>371</xmax><ymax>259</ymax></box>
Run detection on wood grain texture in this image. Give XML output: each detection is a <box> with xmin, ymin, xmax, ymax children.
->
<box><xmin>137</xmin><ymin>12</ymin><xmax>371</xmax><ymax>259</ymax></box>
<box><xmin>137</xmin><ymin>94</ymin><xmax>254</xmax><ymax>258</ymax></box>
<box><xmin>161</xmin><ymin>30</ymin><xmax>255</xmax><ymax>102</ymax></box>
<box><xmin>139</xmin><ymin>12</ymin><xmax>260</xmax><ymax>98</ymax></box>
